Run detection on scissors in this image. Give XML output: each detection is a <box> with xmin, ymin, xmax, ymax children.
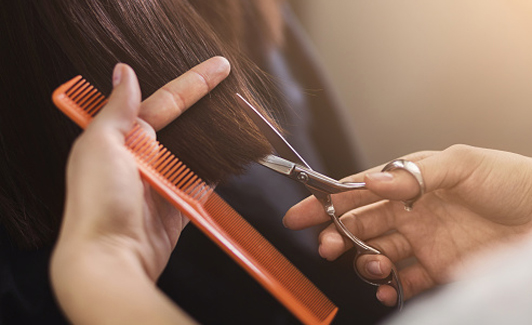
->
<box><xmin>236</xmin><ymin>93</ymin><xmax>424</xmax><ymax>311</ymax></box>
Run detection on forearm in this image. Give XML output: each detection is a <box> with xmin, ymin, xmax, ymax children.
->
<box><xmin>51</xmin><ymin>241</ymin><xmax>196</xmax><ymax>325</ymax></box>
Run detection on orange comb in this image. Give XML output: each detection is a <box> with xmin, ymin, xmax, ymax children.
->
<box><xmin>52</xmin><ymin>76</ymin><xmax>338</xmax><ymax>325</ymax></box>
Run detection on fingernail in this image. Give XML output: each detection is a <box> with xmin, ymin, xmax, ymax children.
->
<box><xmin>366</xmin><ymin>260</ymin><xmax>383</xmax><ymax>276</ymax></box>
<box><xmin>366</xmin><ymin>172</ymin><xmax>394</xmax><ymax>182</ymax></box>
<box><xmin>213</xmin><ymin>57</ymin><xmax>230</xmax><ymax>77</ymax></box>
<box><xmin>112</xmin><ymin>64</ymin><xmax>123</xmax><ymax>87</ymax></box>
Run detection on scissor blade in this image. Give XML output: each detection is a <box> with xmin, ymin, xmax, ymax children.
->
<box><xmin>261</xmin><ymin>154</ymin><xmax>367</xmax><ymax>193</ymax></box>
<box><xmin>259</xmin><ymin>154</ymin><xmax>296</xmax><ymax>176</ymax></box>
<box><xmin>236</xmin><ymin>93</ymin><xmax>311</xmax><ymax>169</ymax></box>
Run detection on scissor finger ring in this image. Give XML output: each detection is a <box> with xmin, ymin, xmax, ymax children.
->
<box><xmin>352</xmin><ymin>253</ymin><xmax>404</xmax><ymax>311</ymax></box>
<box><xmin>382</xmin><ymin>159</ymin><xmax>426</xmax><ymax>211</ymax></box>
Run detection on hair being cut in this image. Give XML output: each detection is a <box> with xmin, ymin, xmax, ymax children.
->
<box><xmin>0</xmin><ymin>0</ymin><xmax>284</xmax><ymax>249</ymax></box>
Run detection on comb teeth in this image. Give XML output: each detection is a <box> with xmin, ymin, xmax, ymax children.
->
<box><xmin>52</xmin><ymin>76</ymin><xmax>338</xmax><ymax>325</ymax></box>
<box><xmin>65</xmin><ymin>77</ymin><xmax>108</xmax><ymax>117</ymax></box>
<box><xmin>124</xmin><ymin>125</ymin><xmax>213</xmax><ymax>202</ymax></box>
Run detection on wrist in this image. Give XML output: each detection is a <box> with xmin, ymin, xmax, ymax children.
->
<box><xmin>52</xmin><ymin>232</ymin><xmax>150</xmax><ymax>284</ymax></box>
<box><xmin>52</xmin><ymin>239</ymin><xmax>166</xmax><ymax>323</ymax></box>
<box><xmin>51</xmin><ymin>237</ymin><xmax>194</xmax><ymax>324</ymax></box>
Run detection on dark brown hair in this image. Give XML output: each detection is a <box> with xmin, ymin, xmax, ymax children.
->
<box><xmin>0</xmin><ymin>0</ymin><xmax>284</xmax><ymax>249</ymax></box>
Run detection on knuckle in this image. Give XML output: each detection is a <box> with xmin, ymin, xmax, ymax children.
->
<box><xmin>407</xmin><ymin>150</ymin><xmax>433</xmax><ymax>161</ymax></box>
<box><xmin>340</xmin><ymin>211</ymin><xmax>364</xmax><ymax>237</ymax></box>
<box><xmin>189</xmin><ymin>68</ymin><xmax>212</xmax><ymax>92</ymax></box>
<box><xmin>445</xmin><ymin>144</ymin><xmax>475</xmax><ymax>157</ymax></box>
<box><xmin>400</xmin><ymin>275</ymin><xmax>414</xmax><ymax>298</ymax></box>
<box><xmin>160</xmin><ymin>85</ymin><xmax>186</xmax><ymax>112</ymax></box>
<box><xmin>444</xmin><ymin>144</ymin><xmax>485</xmax><ymax>170</ymax></box>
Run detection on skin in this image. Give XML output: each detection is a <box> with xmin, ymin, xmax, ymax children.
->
<box><xmin>283</xmin><ymin>145</ymin><xmax>532</xmax><ymax>306</ymax></box>
<box><xmin>50</xmin><ymin>57</ymin><xmax>230</xmax><ymax>324</ymax></box>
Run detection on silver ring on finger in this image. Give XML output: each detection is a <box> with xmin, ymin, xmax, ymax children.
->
<box><xmin>382</xmin><ymin>159</ymin><xmax>425</xmax><ymax>211</ymax></box>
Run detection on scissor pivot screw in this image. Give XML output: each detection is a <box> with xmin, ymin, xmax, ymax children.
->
<box><xmin>297</xmin><ymin>172</ymin><xmax>309</xmax><ymax>183</ymax></box>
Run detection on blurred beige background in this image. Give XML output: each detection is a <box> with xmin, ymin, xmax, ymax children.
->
<box><xmin>290</xmin><ymin>0</ymin><xmax>532</xmax><ymax>168</ymax></box>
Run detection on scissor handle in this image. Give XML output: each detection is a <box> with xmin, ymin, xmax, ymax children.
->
<box><xmin>328</xmin><ymin>209</ymin><xmax>404</xmax><ymax>310</ymax></box>
<box><xmin>353</xmin><ymin>252</ymin><xmax>404</xmax><ymax>311</ymax></box>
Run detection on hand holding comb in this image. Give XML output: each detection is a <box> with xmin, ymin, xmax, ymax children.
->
<box><xmin>52</xmin><ymin>75</ymin><xmax>338</xmax><ymax>325</ymax></box>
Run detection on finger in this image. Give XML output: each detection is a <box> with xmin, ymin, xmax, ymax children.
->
<box><xmin>367</xmin><ymin>232</ymin><xmax>413</xmax><ymax>263</ymax></box>
<box><xmin>375</xmin><ymin>263</ymin><xmax>435</xmax><ymax>306</ymax></box>
<box><xmin>135</xmin><ymin>118</ymin><xmax>156</xmax><ymax>140</ymax></box>
<box><xmin>414</xmin><ymin>145</ymin><xmax>481</xmax><ymax>193</ymax></box>
<box><xmin>283</xmin><ymin>195</ymin><xmax>330</xmax><ymax>230</ymax></box>
<box><xmin>364</xmin><ymin>147</ymin><xmax>482</xmax><ymax>202</ymax></box>
<box><xmin>398</xmin><ymin>263</ymin><xmax>436</xmax><ymax>301</ymax></box>
<box><xmin>317</xmin><ymin>201</ymin><xmax>398</xmax><ymax>260</ymax></box>
<box><xmin>283</xmin><ymin>189</ymin><xmax>383</xmax><ymax>230</ymax></box>
<box><xmin>90</xmin><ymin>63</ymin><xmax>141</xmax><ymax>137</ymax></box>
<box><xmin>376</xmin><ymin>285</ymin><xmax>398</xmax><ymax>307</ymax></box>
<box><xmin>140</xmin><ymin>56</ymin><xmax>231</xmax><ymax>131</ymax></box>
<box><xmin>355</xmin><ymin>255</ymin><xmax>395</xmax><ymax>281</ymax></box>
<box><xmin>355</xmin><ymin>232</ymin><xmax>413</xmax><ymax>280</ymax></box>
<box><xmin>340</xmin><ymin>151</ymin><xmax>438</xmax><ymax>185</ymax></box>
<box><xmin>363</xmin><ymin>151</ymin><xmax>440</xmax><ymax>202</ymax></box>
<box><xmin>317</xmin><ymin>226</ymin><xmax>344</xmax><ymax>260</ymax></box>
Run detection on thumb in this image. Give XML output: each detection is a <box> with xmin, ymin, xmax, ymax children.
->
<box><xmin>364</xmin><ymin>150</ymin><xmax>459</xmax><ymax>201</ymax></box>
<box><xmin>364</xmin><ymin>169</ymin><xmax>420</xmax><ymax>202</ymax></box>
<box><xmin>90</xmin><ymin>63</ymin><xmax>142</xmax><ymax>136</ymax></box>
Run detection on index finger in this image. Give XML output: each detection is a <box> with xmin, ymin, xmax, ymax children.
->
<box><xmin>139</xmin><ymin>56</ymin><xmax>231</xmax><ymax>131</ymax></box>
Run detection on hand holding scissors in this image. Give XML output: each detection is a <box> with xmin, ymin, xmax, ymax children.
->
<box><xmin>237</xmin><ymin>94</ymin><xmax>426</xmax><ymax>310</ymax></box>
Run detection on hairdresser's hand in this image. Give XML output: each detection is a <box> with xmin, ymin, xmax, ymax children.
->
<box><xmin>51</xmin><ymin>58</ymin><xmax>229</xmax><ymax>324</ymax></box>
<box><xmin>284</xmin><ymin>145</ymin><xmax>532</xmax><ymax>307</ymax></box>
